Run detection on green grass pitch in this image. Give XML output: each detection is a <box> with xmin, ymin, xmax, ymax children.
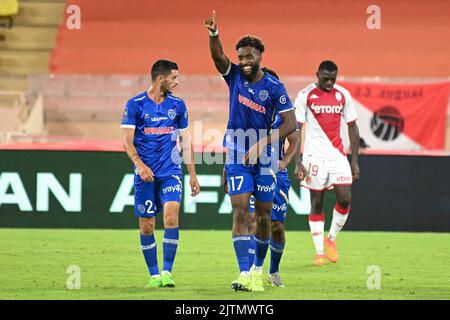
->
<box><xmin>0</xmin><ymin>229</ymin><xmax>449</xmax><ymax>300</ymax></box>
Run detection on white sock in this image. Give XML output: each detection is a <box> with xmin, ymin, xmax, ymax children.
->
<box><xmin>309</xmin><ymin>213</ymin><xmax>325</xmax><ymax>255</ymax></box>
<box><xmin>328</xmin><ymin>204</ymin><xmax>350</xmax><ymax>241</ymax></box>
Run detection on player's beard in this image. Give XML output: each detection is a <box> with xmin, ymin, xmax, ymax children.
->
<box><xmin>241</xmin><ymin>63</ymin><xmax>260</xmax><ymax>82</ymax></box>
<box><xmin>160</xmin><ymin>82</ymin><xmax>173</xmax><ymax>95</ymax></box>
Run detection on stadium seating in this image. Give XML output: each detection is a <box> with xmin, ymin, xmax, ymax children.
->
<box><xmin>26</xmin><ymin>73</ymin><xmax>315</xmax><ymax>141</ymax></box>
<box><xmin>0</xmin><ymin>0</ymin><xmax>63</xmax><ymax>136</ymax></box>
<box><xmin>50</xmin><ymin>0</ymin><xmax>450</xmax><ymax>77</ymax></box>
<box><xmin>0</xmin><ymin>0</ymin><xmax>63</xmax><ymax>83</ymax></box>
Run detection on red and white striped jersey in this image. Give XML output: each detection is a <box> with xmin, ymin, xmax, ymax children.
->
<box><xmin>294</xmin><ymin>83</ymin><xmax>357</xmax><ymax>159</ymax></box>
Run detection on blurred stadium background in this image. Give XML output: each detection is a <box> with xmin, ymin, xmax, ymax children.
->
<box><xmin>0</xmin><ymin>0</ymin><xmax>449</xmax><ymax>300</ymax></box>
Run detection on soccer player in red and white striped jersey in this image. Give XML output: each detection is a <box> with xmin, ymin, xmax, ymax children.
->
<box><xmin>294</xmin><ymin>60</ymin><xmax>360</xmax><ymax>265</ymax></box>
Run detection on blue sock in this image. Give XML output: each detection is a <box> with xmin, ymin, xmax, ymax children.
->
<box><xmin>162</xmin><ymin>227</ymin><xmax>179</xmax><ymax>273</ymax></box>
<box><xmin>140</xmin><ymin>233</ymin><xmax>159</xmax><ymax>276</ymax></box>
<box><xmin>233</xmin><ymin>236</ymin><xmax>250</xmax><ymax>273</ymax></box>
<box><xmin>269</xmin><ymin>238</ymin><xmax>285</xmax><ymax>274</ymax></box>
<box><xmin>248</xmin><ymin>235</ymin><xmax>256</xmax><ymax>267</ymax></box>
<box><xmin>254</xmin><ymin>236</ymin><xmax>270</xmax><ymax>267</ymax></box>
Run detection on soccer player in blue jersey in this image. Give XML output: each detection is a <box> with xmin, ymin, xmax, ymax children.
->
<box><xmin>121</xmin><ymin>60</ymin><xmax>200</xmax><ymax>288</ymax></box>
<box><xmin>248</xmin><ymin>118</ymin><xmax>300</xmax><ymax>287</ymax></box>
<box><xmin>205</xmin><ymin>11</ymin><xmax>298</xmax><ymax>292</ymax></box>
<box><xmin>246</xmin><ymin>68</ymin><xmax>302</xmax><ymax>288</ymax></box>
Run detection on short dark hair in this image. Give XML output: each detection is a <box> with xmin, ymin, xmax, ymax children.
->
<box><xmin>318</xmin><ymin>60</ymin><xmax>338</xmax><ymax>72</ymax></box>
<box><xmin>151</xmin><ymin>59</ymin><xmax>178</xmax><ymax>80</ymax></box>
<box><xmin>235</xmin><ymin>35</ymin><xmax>265</xmax><ymax>53</ymax></box>
<box><xmin>262</xmin><ymin>67</ymin><xmax>279</xmax><ymax>80</ymax></box>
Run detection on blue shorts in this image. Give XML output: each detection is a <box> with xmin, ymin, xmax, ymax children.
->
<box><xmin>271</xmin><ymin>170</ymin><xmax>290</xmax><ymax>222</ymax></box>
<box><xmin>134</xmin><ymin>174</ymin><xmax>182</xmax><ymax>218</ymax></box>
<box><xmin>249</xmin><ymin>169</ymin><xmax>290</xmax><ymax>222</ymax></box>
<box><xmin>225</xmin><ymin>163</ymin><xmax>276</xmax><ymax>202</ymax></box>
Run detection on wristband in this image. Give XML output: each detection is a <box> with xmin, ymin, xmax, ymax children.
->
<box><xmin>209</xmin><ymin>28</ymin><xmax>219</xmax><ymax>37</ymax></box>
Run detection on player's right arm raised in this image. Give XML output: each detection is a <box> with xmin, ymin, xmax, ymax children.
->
<box><xmin>204</xmin><ymin>10</ymin><xmax>230</xmax><ymax>74</ymax></box>
<box><xmin>122</xmin><ymin>128</ymin><xmax>154</xmax><ymax>182</ymax></box>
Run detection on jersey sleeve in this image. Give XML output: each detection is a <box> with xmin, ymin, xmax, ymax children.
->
<box><xmin>222</xmin><ymin>62</ymin><xmax>240</xmax><ymax>88</ymax></box>
<box><xmin>342</xmin><ymin>89</ymin><xmax>358</xmax><ymax>123</ymax></box>
<box><xmin>121</xmin><ymin>99</ymin><xmax>138</xmax><ymax>128</ymax></box>
<box><xmin>178</xmin><ymin>100</ymin><xmax>189</xmax><ymax>130</ymax></box>
<box><xmin>274</xmin><ymin>84</ymin><xmax>293</xmax><ymax>113</ymax></box>
<box><xmin>294</xmin><ymin>90</ymin><xmax>308</xmax><ymax>124</ymax></box>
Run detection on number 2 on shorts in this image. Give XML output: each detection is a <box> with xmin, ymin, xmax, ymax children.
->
<box><xmin>145</xmin><ymin>200</ymin><xmax>155</xmax><ymax>214</ymax></box>
<box><xmin>230</xmin><ymin>176</ymin><xmax>244</xmax><ymax>192</ymax></box>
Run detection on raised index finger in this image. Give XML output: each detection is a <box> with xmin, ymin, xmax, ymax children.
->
<box><xmin>212</xmin><ymin>10</ymin><xmax>216</xmax><ymax>21</ymax></box>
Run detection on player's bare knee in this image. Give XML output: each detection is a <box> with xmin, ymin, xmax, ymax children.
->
<box><xmin>310</xmin><ymin>191</ymin><xmax>324</xmax><ymax>212</ymax></box>
<box><xmin>271</xmin><ymin>222</ymin><xmax>285</xmax><ymax>242</ymax></box>
<box><xmin>310</xmin><ymin>203</ymin><xmax>324</xmax><ymax>214</ymax></box>
<box><xmin>310</xmin><ymin>199</ymin><xmax>324</xmax><ymax>213</ymax></box>
<box><xmin>232</xmin><ymin>207</ymin><xmax>249</xmax><ymax>234</ymax></box>
<box><xmin>256</xmin><ymin>214</ymin><xmax>271</xmax><ymax>230</ymax></box>
<box><xmin>271</xmin><ymin>221</ymin><xmax>284</xmax><ymax>234</ymax></box>
<box><xmin>233</xmin><ymin>206</ymin><xmax>248</xmax><ymax>221</ymax></box>
<box><xmin>248</xmin><ymin>225</ymin><xmax>256</xmax><ymax>235</ymax></box>
<box><xmin>248</xmin><ymin>216</ymin><xmax>257</xmax><ymax>234</ymax></box>
<box><xmin>337</xmin><ymin>195</ymin><xmax>351</xmax><ymax>209</ymax></box>
<box><xmin>139</xmin><ymin>218</ymin><xmax>155</xmax><ymax>235</ymax></box>
<box><xmin>164</xmin><ymin>215</ymin><xmax>178</xmax><ymax>229</ymax></box>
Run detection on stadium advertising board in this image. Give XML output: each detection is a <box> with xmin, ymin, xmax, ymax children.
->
<box><xmin>1</xmin><ymin>150</ymin><xmax>448</xmax><ymax>231</ymax></box>
<box><xmin>0</xmin><ymin>150</ymin><xmax>335</xmax><ymax>229</ymax></box>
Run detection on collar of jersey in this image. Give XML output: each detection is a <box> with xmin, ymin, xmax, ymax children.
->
<box><xmin>146</xmin><ymin>91</ymin><xmax>168</xmax><ymax>106</ymax></box>
<box><xmin>242</xmin><ymin>71</ymin><xmax>267</xmax><ymax>87</ymax></box>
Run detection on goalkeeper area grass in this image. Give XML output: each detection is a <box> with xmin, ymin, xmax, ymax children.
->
<box><xmin>0</xmin><ymin>229</ymin><xmax>449</xmax><ymax>300</ymax></box>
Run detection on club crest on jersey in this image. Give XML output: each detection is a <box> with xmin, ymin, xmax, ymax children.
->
<box><xmin>259</xmin><ymin>90</ymin><xmax>269</xmax><ymax>101</ymax></box>
<box><xmin>168</xmin><ymin>109</ymin><xmax>176</xmax><ymax>120</ymax></box>
<box><xmin>335</xmin><ymin>92</ymin><xmax>342</xmax><ymax>102</ymax></box>
<box><xmin>145</xmin><ymin>113</ymin><xmax>150</xmax><ymax>119</ymax></box>
<box><xmin>138</xmin><ymin>204</ymin><xmax>146</xmax><ymax>214</ymax></box>
<box><xmin>279</xmin><ymin>95</ymin><xmax>287</xmax><ymax>104</ymax></box>
<box><xmin>122</xmin><ymin>108</ymin><xmax>128</xmax><ymax>120</ymax></box>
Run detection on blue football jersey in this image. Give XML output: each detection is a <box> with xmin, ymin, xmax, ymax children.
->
<box><xmin>121</xmin><ymin>92</ymin><xmax>189</xmax><ymax>177</ymax></box>
<box><xmin>271</xmin><ymin>113</ymin><xmax>300</xmax><ymax>161</ymax></box>
<box><xmin>222</xmin><ymin>63</ymin><xmax>294</xmax><ymax>154</ymax></box>
<box><xmin>271</xmin><ymin>113</ymin><xmax>286</xmax><ymax>161</ymax></box>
